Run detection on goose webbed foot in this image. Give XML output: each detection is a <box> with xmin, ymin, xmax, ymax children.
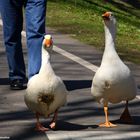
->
<box><xmin>49</xmin><ymin>121</ymin><xmax>56</xmax><ymax>129</ymax></box>
<box><xmin>35</xmin><ymin>112</ymin><xmax>49</xmax><ymax>132</ymax></box>
<box><xmin>100</xmin><ymin>104</ymin><xmax>117</xmax><ymax>128</ymax></box>
<box><xmin>99</xmin><ymin>121</ymin><xmax>117</xmax><ymax>127</ymax></box>
<box><xmin>35</xmin><ymin>122</ymin><xmax>49</xmax><ymax>132</ymax></box>
<box><xmin>49</xmin><ymin>109</ymin><xmax>58</xmax><ymax>130</ymax></box>
<box><xmin>120</xmin><ymin>101</ymin><xmax>133</xmax><ymax>123</ymax></box>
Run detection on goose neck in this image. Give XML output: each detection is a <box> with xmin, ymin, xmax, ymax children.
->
<box><xmin>104</xmin><ymin>25</ymin><xmax>116</xmax><ymax>51</ymax></box>
<box><xmin>101</xmin><ymin>23</ymin><xmax>119</xmax><ymax>65</ymax></box>
<box><xmin>39</xmin><ymin>47</ymin><xmax>54</xmax><ymax>76</ymax></box>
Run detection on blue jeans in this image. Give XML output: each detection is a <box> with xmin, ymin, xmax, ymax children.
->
<box><xmin>0</xmin><ymin>0</ymin><xmax>47</xmax><ymax>80</ymax></box>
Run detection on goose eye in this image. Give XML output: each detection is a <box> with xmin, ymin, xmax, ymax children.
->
<box><xmin>110</xmin><ymin>13</ymin><xmax>114</xmax><ymax>17</ymax></box>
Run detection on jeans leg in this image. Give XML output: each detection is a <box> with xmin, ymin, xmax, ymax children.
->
<box><xmin>0</xmin><ymin>0</ymin><xmax>26</xmax><ymax>81</ymax></box>
<box><xmin>25</xmin><ymin>0</ymin><xmax>47</xmax><ymax>79</ymax></box>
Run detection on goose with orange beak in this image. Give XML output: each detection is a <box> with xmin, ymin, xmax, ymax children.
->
<box><xmin>91</xmin><ymin>12</ymin><xmax>136</xmax><ymax>127</ymax></box>
<box><xmin>24</xmin><ymin>35</ymin><xmax>67</xmax><ymax>131</ymax></box>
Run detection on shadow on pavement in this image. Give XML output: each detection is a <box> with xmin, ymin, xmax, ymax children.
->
<box><xmin>54</xmin><ymin>120</ymin><xmax>98</xmax><ymax>131</ymax></box>
<box><xmin>0</xmin><ymin>78</ymin><xmax>9</xmax><ymax>85</ymax></box>
<box><xmin>112</xmin><ymin>116</ymin><xmax>140</xmax><ymax>125</ymax></box>
<box><xmin>11</xmin><ymin>126</ymin><xmax>46</xmax><ymax>140</ymax></box>
<box><xmin>64</xmin><ymin>80</ymin><xmax>92</xmax><ymax>91</ymax></box>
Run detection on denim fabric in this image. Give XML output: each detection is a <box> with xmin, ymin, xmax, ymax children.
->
<box><xmin>0</xmin><ymin>0</ymin><xmax>47</xmax><ymax>80</ymax></box>
<box><xmin>11</xmin><ymin>0</ymin><xmax>26</xmax><ymax>7</ymax></box>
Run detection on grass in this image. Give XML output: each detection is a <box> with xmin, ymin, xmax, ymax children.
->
<box><xmin>46</xmin><ymin>0</ymin><xmax>140</xmax><ymax>64</ymax></box>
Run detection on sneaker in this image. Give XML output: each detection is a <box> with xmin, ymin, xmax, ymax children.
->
<box><xmin>10</xmin><ymin>79</ymin><xmax>26</xmax><ymax>90</ymax></box>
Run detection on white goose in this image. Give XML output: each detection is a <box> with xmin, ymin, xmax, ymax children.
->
<box><xmin>91</xmin><ymin>12</ymin><xmax>136</xmax><ymax>127</ymax></box>
<box><xmin>24</xmin><ymin>35</ymin><xmax>67</xmax><ymax>131</ymax></box>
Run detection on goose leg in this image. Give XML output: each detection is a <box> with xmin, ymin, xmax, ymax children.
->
<box><xmin>49</xmin><ymin>109</ymin><xmax>58</xmax><ymax>129</ymax></box>
<box><xmin>120</xmin><ymin>101</ymin><xmax>133</xmax><ymax>123</ymax></box>
<box><xmin>99</xmin><ymin>103</ymin><xmax>117</xmax><ymax>127</ymax></box>
<box><xmin>35</xmin><ymin>112</ymin><xmax>49</xmax><ymax>132</ymax></box>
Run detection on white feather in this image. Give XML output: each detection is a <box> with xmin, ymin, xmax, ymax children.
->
<box><xmin>24</xmin><ymin>35</ymin><xmax>67</xmax><ymax>117</ymax></box>
<box><xmin>91</xmin><ymin>13</ymin><xmax>136</xmax><ymax>105</ymax></box>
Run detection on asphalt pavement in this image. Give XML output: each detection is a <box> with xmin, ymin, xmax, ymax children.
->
<box><xmin>0</xmin><ymin>22</ymin><xmax>140</xmax><ymax>140</ymax></box>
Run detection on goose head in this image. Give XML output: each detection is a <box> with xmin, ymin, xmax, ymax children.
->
<box><xmin>42</xmin><ymin>34</ymin><xmax>53</xmax><ymax>53</ymax></box>
<box><xmin>102</xmin><ymin>12</ymin><xmax>116</xmax><ymax>26</ymax></box>
<box><xmin>102</xmin><ymin>11</ymin><xmax>116</xmax><ymax>41</ymax></box>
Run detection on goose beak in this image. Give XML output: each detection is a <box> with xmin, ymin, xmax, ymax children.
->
<box><xmin>44</xmin><ymin>39</ymin><xmax>53</xmax><ymax>48</ymax></box>
<box><xmin>102</xmin><ymin>12</ymin><xmax>110</xmax><ymax>20</ymax></box>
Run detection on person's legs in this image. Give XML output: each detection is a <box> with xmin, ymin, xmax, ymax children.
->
<box><xmin>0</xmin><ymin>0</ymin><xmax>26</xmax><ymax>82</ymax></box>
<box><xmin>25</xmin><ymin>0</ymin><xmax>47</xmax><ymax>79</ymax></box>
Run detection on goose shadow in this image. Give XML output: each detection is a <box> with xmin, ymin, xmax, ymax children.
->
<box><xmin>51</xmin><ymin>120</ymin><xmax>98</xmax><ymax>131</ymax></box>
<box><xmin>111</xmin><ymin>116</ymin><xmax>140</xmax><ymax>125</ymax></box>
<box><xmin>63</xmin><ymin>80</ymin><xmax>92</xmax><ymax>91</ymax></box>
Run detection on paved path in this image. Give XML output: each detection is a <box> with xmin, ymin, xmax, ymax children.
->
<box><xmin>0</xmin><ymin>21</ymin><xmax>140</xmax><ymax>140</ymax></box>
